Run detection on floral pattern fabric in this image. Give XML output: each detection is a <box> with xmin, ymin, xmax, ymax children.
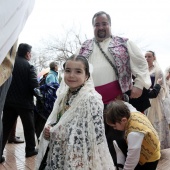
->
<box><xmin>36</xmin><ymin>76</ymin><xmax>115</xmax><ymax>170</ymax></box>
<box><xmin>79</xmin><ymin>36</ymin><xmax>132</xmax><ymax>93</ymax></box>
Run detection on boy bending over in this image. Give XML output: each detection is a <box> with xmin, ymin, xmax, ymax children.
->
<box><xmin>105</xmin><ymin>100</ymin><xmax>160</xmax><ymax>170</ymax></box>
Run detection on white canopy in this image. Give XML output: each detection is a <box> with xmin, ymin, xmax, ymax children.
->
<box><xmin>0</xmin><ymin>0</ymin><xmax>35</xmax><ymax>64</ymax></box>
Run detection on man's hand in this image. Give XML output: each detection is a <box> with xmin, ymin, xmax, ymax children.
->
<box><xmin>130</xmin><ymin>86</ymin><xmax>142</xmax><ymax>99</ymax></box>
<box><xmin>157</xmin><ymin>77</ymin><xmax>162</xmax><ymax>85</ymax></box>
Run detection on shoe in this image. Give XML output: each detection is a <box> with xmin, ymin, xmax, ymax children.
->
<box><xmin>26</xmin><ymin>149</ymin><xmax>38</xmax><ymax>158</ymax></box>
<box><xmin>8</xmin><ymin>137</ymin><xmax>24</xmax><ymax>144</ymax></box>
<box><xmin>116</xmin><ymin>164</ymin><xmax>124</xmax><ymax>170</ymax></box>
<box><xmin>0</xmin><ymin>156</ymin><xmax>5</xmax><ymax>163</ymax></box>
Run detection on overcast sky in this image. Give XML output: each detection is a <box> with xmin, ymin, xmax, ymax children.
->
<box><xmin>19</xmin><ymin>0</ymin><xmax>170</xmax><ymax>71</ymax></box>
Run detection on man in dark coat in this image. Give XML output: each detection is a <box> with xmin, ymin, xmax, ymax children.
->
<box><xmin>1</xmin><ymin>43</ymin><xmax>39</xmax><ymax>160</ymax></box>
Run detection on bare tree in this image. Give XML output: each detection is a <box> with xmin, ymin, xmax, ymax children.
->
<box><xmin>31</xmin><ymin>27</ymin><xmax>148</xmax><ymax>73</ymax></box>
<box><xmin>31</xmin><ymin>27</ymin><xmax>87</xmax><ymax>72</ymax></box>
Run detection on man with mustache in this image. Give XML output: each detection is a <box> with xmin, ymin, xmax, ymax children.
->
<box><xmin>78</xmin><ymin>11</ymin><xmax>151</xmax><ymax>169</ymax></box>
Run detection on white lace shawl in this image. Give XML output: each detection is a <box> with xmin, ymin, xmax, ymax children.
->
<box><xmin>36</xmin><ymin>76</ymin><xmax>115</xmax><ymax>170</ymax></box>
<box><xmin>147</xmin><ymin>64</ymin><xmax>166</xmax><ymax>123</ymax></box>
<box><xmin>163</xmin><ymin>67</ymin><xmax>170</xmax><ymax>124</ymax></box>
<box><xmin>147</xmin><ymin>63</ymin><xmax>170</xmax><ymax>149</ymax></box>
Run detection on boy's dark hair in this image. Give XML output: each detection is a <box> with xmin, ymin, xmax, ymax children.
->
<box><xmin>17</xmin><ymin>43</ymin><xmax>32</xmax><ymax>57</ymax></box>
<box><xmin>105</xmin><ymin>100</ymin><xmax>130</xmax><ymax>125</ymax></box>
<box><xmin>92</xmin><ymin>11</ymin><xmax>111</xmax><ymax>26</ymax></box>
<box><xmin>63</xmin><ymin>54</ymin><xmax>90</xmax><ymax>78</ymax></box>
<box><xmin>49</xmin><ymin>61</ymin><xmax>58</xmax><ymax>71</ymax></box>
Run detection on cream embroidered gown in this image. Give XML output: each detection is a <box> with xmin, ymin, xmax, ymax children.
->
<box><xmin>36</xmin><ymin>76</ymin><xmax>115</xmax><ymax>170</ymax></box>
<box><xmin>147</xmin><ymin>66</ymin><xmax>170</xmax><ymax>149</ymax></box>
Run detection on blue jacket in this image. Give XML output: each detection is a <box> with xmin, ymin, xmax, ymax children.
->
<box><xmin>38</xmin><ymin>82</ymin><xmax>60</xmax><ymax>119</ymax></box>
<box><xmin>45</xmin><ymin>70</ymin><xmax>59</xmax><ymax>84</ymax></box>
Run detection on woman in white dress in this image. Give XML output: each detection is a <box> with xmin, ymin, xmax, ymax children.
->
<box><xmin>36</xmin><ymin>55</ymin><xmax>115</xmax><ymax>170</ymax></box>
<box><xmin>145</xmin><ymin>51</ymin><xmax>170</xmax><ymax>149</ymax></box>
<box><xmin>163</xmin><ymin>66</ymin><xmax>170</xmax><ymax>128</ymax></box>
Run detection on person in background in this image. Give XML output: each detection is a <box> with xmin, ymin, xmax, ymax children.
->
<box><xmin>36</xmin><ymin>55</ymin><xmax>115</xmax><ymax>170</ymax></box>
<box><xmin>7</xmin><ymin>121</ymin><xmax>24</xmax><ymax>143</ymax></box>
<box><xmin>0</xmin><ymin>42</ymin><xmax>18</xmax><ymax>163</ymax></box>
<box><xmin>45</xmin><ymin>61</ymin><xmax>59</xmax><ymax>84</ymax></box>
<box><xmin>42</xmin><ymin>61</ymin><xmax>60</xmax><ymax>117</ymax></box>
<box><xmin>34</xmin><ymin>73</ymin><xmax>48</xmax><ymax>140</ymax></box>
<box><xmin>105</xmin><ymin>100</ymin><xmax>160</xmax><ymax>170</ymax></box>
<box><xmin>34</xmin><ymin>62</ymin><xmax>60</xmax><ymax>139</ymax></box>
<box><xmin>163</xmin><ymin>66</ymin><xmax>170</xmax><ymax>128</ymax></box>
<box><xmin>34</xmin><ymin>81</ymin><xmax>60</xmax><ymax>139</ymax></box>
<box><xmin>127</xmin><ymin>76</ymin><xmax>162</xmax><ymax>113</ymax></box>
<box><xmin>39</xmin><ymin>73</ymin><xmax>49</xmax><ymax>85</ymax></box>
<box><xmin>1</xmin><ymin>43</ymin><xmax>39</xmax><ymax>161</ymax></box>
<box><xmin>77</xmin><ymin>11</ymin><xmax>151</xmax><ymax>167</ymax></box>
<box><xmin>164</xmin><ymin>66</ymin><xmax>170</xmax><ymax>86</ymax></box>
<box><xmin>0</xmin><ymin>0</ymin><xmax>35</xmax><ymax>163</ymax></box>
<box><xmin>145</xmin><ymin>50</ymin><xmax>170</xmax><ymax>149</ymax></box>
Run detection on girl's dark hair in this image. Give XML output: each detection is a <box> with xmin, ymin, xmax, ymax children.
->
<box><xmin>63</xmin><ymin>55</ymin><xmax>90</xmax><ymax>78</ymax></box>
<box><xmin>147</xmin><ymin>50</ymin><xmax>155</xmax><ymax>57</ymax></box>
<box><xmin>17</xmin><ymin>43</ymin><xmax>32</xmax><ymax>57</ymax></box>
<box><xmin>92</xmin><ymin>11</ymin><xmax>111</xmax><ymax>26</ymax></box>
<box><xmin>105</xmin><ymin>100</ymin><xmax>130</xmax><ymax>125</ymax></box>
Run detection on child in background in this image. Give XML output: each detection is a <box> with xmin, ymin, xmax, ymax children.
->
<box><xmin>105</xmin><ymin>100</ymin><xmax>160</xmax><ymax>170</ymax></box>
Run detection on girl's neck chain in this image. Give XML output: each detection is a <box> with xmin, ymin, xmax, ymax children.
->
<box><xmin>57</xmin><ymin>85</ymin><xmax>84</xmax><ymax>123</ymax></box>
<box><xmin>69</xmin><ymin>85</ymin><xmax>84</xmax><ymax>95</ymax></box>
<box><xmin>65</xmin><ymin>85</ymin><xmax>84</xmax><ymax>106</ymax></box>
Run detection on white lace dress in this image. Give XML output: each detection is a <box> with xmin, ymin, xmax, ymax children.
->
<box><xmin>36</xmin><ymin>77</ymin><xmax>115</xmax><ymax>170</ymax></box>
<box><xmin>147</xmin><ymin>66</ymin><xmax>170</xmax><ymax>149</ymax></box>
<box><xmin>163</xmin><ymin>79</ymin><xmax>170</xmax><ymax>124</ymax></box>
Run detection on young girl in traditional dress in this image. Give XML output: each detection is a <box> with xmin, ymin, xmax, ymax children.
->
<box><xmin>36</xmin><ymin>55</ymin><xmax>115</xmax><ymax>170</ymax></box>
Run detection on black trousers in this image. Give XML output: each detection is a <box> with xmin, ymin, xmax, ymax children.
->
<box><xmin>104</xmin><ymin>122</ymin><xmax>125</xmax><ymax>167</ymax></box>
<box><xmin>34</xmin><ymin>108</ymin><xmax>46</xmax><ymax>140</ymax></box>
<box><xmin>104</xmin><ymin>104</ymin><xmax>125</xmax><ymax>168</ymax></box>
<box><xmin>0</xmin><ymin>76</ymin><xmax>12</xmax><ymax>158</ymax></box>
<box><xmin>135</xmin><ymin>160</ymin><xmax>159</xmax><ymax>170</ymax></box>
<box><xmin>2</xmin><ymin>106</ymin><xmax>36</xmax><ymax>154</ymax></box>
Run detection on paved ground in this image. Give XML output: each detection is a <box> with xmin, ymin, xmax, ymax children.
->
<box><xmin>157</xmin><ymin>148</ymin><xmax>170</xmax><ymax>170</ymax></box>
<box><xmin>0</xmin><ymin>117</ymin><xmax>169</xmax><ymax>169</ymax></box>
<box><xmin>0</xmin><ymin>117</ymin><xmax>36</xmax><ymax>170</ymax></box>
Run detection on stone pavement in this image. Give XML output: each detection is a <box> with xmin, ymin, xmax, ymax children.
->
<box><xmin>0</xmin><ymin>117</ymin><xmax>169</xmax><ymax>169</ymax></box>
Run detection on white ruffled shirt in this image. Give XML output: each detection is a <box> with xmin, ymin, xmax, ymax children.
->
<box><xmin>119</xmin><ymin>102</ymin><xmax>144</xmax><ymax>170</ymax></box>
<box><xmin>88</xmin><ymin>37</ymin><xmax>151</xmax><ymax>90</ymax></box>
